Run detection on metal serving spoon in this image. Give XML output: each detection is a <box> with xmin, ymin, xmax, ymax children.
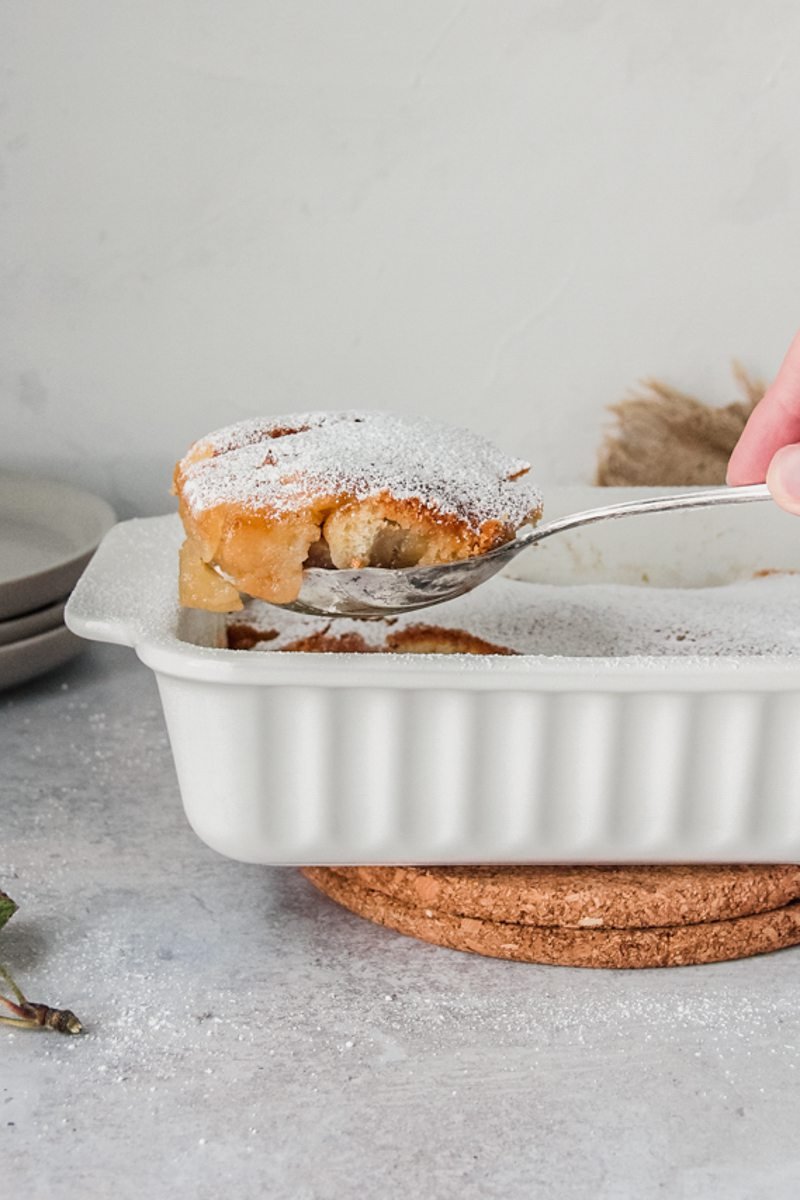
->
<box><xmin>279</xmin><ymin>483</ymin><xmax>773</xmax><ymax>618</ymax></box>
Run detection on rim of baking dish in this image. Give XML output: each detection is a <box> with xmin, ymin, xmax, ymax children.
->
<box><xmin>133</xmin><ymin>635</ymin><xmax>800</xmax><ymax>690</ymax></box>
<box><xmin>65</xmin><ymin>508</ymin><xmax>800</xmax><ymax>692</ymax></box>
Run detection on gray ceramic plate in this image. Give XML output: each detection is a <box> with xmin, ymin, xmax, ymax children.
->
<box><xmin>0</xmin><ymin>622</ymin><xmax>83</xmax><ymax>691</ymax></box>
<box><xmin>0</xmin><ymin>472</ymin><xmax>116</xmax><ymax>620</ymax></box>
<box><xmin>0</xmin><ymin>597</ymin><xmax>67</xmax><ymax>647</ymax></box>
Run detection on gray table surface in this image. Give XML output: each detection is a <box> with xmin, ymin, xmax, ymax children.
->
<box><xmin>2</xmin><ymin>644</ymin><xmax>800</xmax><ymax>1199</ymax></box>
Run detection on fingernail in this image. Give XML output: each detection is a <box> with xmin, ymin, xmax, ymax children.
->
<box><xmin>767</xmin><ymin>444</ymin><xmax>800</xmax><ymax>515</ymax></box>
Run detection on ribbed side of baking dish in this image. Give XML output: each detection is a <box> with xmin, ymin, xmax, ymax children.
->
<box><xmin>66</xmin><ymin>494</ymin><xmax>800</xmax><ymax>865</ymax></box>
<box><xmin>153</xmin><ymin>674</ymin><xmax>800</xmax><ymax>863</ymax></box>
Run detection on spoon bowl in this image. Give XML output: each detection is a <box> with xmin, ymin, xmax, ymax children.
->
<box><xmin>279</xmin><ymin>483</ymin><xmax>773</xmax><ymax>618</ymax></box>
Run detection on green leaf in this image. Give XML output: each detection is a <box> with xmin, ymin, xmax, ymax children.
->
<box><xmin>0</xmin><ymin>890</ymin><xmax>17</xmax><ymax>932</ymax></box>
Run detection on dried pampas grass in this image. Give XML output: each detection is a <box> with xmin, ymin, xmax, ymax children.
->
<box><xmin>596</xmin><ymin>364</ymin><xmax>764</xmax><ymax>487</ymax></box>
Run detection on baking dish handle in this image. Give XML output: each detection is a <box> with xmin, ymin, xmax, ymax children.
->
<box><xmin>65</xmin><ymin>515</ymin><xmax>182</xmax><ymax>648</ymax></box>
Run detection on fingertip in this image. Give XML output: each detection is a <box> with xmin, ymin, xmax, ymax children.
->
<box><xmin>766</xmin><ymin>443</ymin><xmax>800</xmax><ymax>515</ymax></box>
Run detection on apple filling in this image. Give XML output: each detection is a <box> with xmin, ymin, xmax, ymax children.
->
<box><xmin>178</xmin><ymin>503</ymin><xmax>474</xmax><ymax>611</ymax></box>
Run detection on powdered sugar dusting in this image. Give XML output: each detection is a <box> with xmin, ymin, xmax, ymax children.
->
<box><xmin>230</xmin><ymin>573</ymin><xmax>800</xmax><ymax>658</ymax></box>
<box><xmin>180</xmin><ymin>411</ymin><xmax>542</xmax><ymax>533</ymax></box>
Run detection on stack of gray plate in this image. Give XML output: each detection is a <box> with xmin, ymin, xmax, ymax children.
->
<box><xmin>0</xmin><ymin>472</ymin><xmax>115</xmax><ymax>691</ymax></box>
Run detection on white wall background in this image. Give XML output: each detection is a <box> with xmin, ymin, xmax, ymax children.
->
<box><xmin>1</xmin><ymin>1</ymin><xmax>799</xmax><ymax>516</ymax></box>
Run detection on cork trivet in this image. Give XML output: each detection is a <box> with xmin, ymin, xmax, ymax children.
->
<box><xmin>323</xmin><ymin>864</ymin><xmax>800</xmax><ymax>929</ymax></box>
<box><xmin>302</xmin><ymin>867</ymin><xmax>800</xmax><ymax>969</ymax></box>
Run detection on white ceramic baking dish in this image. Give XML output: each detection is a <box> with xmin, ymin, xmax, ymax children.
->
<box><xmin>66</xmin><ymin>486</ymin><xmax>800</xmax><ymax>865</ymax></box>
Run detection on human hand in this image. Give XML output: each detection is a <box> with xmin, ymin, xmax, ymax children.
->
<box><xmin>727</xmin><ymin>329</ymin><xmax>800</xmax><ymax>513</ymax></box>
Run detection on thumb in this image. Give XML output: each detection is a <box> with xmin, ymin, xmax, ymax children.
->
<box><xmin>766</xmin><ymin>443</ymin><xmax>800</xmax><ymax>515</ymax></box>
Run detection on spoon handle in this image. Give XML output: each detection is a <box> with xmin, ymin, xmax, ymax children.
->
<box><xmin>519</xmin><ymin>483</ymin><xmax>773</xmax><ymax>548</ymax></box>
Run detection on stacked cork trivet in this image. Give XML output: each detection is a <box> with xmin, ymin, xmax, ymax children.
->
<box><xmin>303</xmin><ymin>865</ymin><xmax>800</xmax><ymax>968</ymax></box>
<box><xmin>304</xmin><ymin>368</ymin><xmax>800</xmax><ymax>967</ymax></box>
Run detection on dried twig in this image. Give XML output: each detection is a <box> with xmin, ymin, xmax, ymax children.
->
<box><xmin>0</xmin><ymin>889</ymin><xmax>83</xmax><ymax>1035</ymax></box>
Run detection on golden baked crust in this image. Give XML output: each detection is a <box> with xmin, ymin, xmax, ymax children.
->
<box><xmin>224</xmin><ymin>619</ymin><xmax>517</xmax><ymax>656</ymax></box>
<box><xmin>174</xmin><ymin>411</ymin><xmax>542</xmax><ymax>610</ymax></box>
<box><xmin>384</xmin><ymin>624</ymin><xmax>517</xmax><ymax>656</ymax></box>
